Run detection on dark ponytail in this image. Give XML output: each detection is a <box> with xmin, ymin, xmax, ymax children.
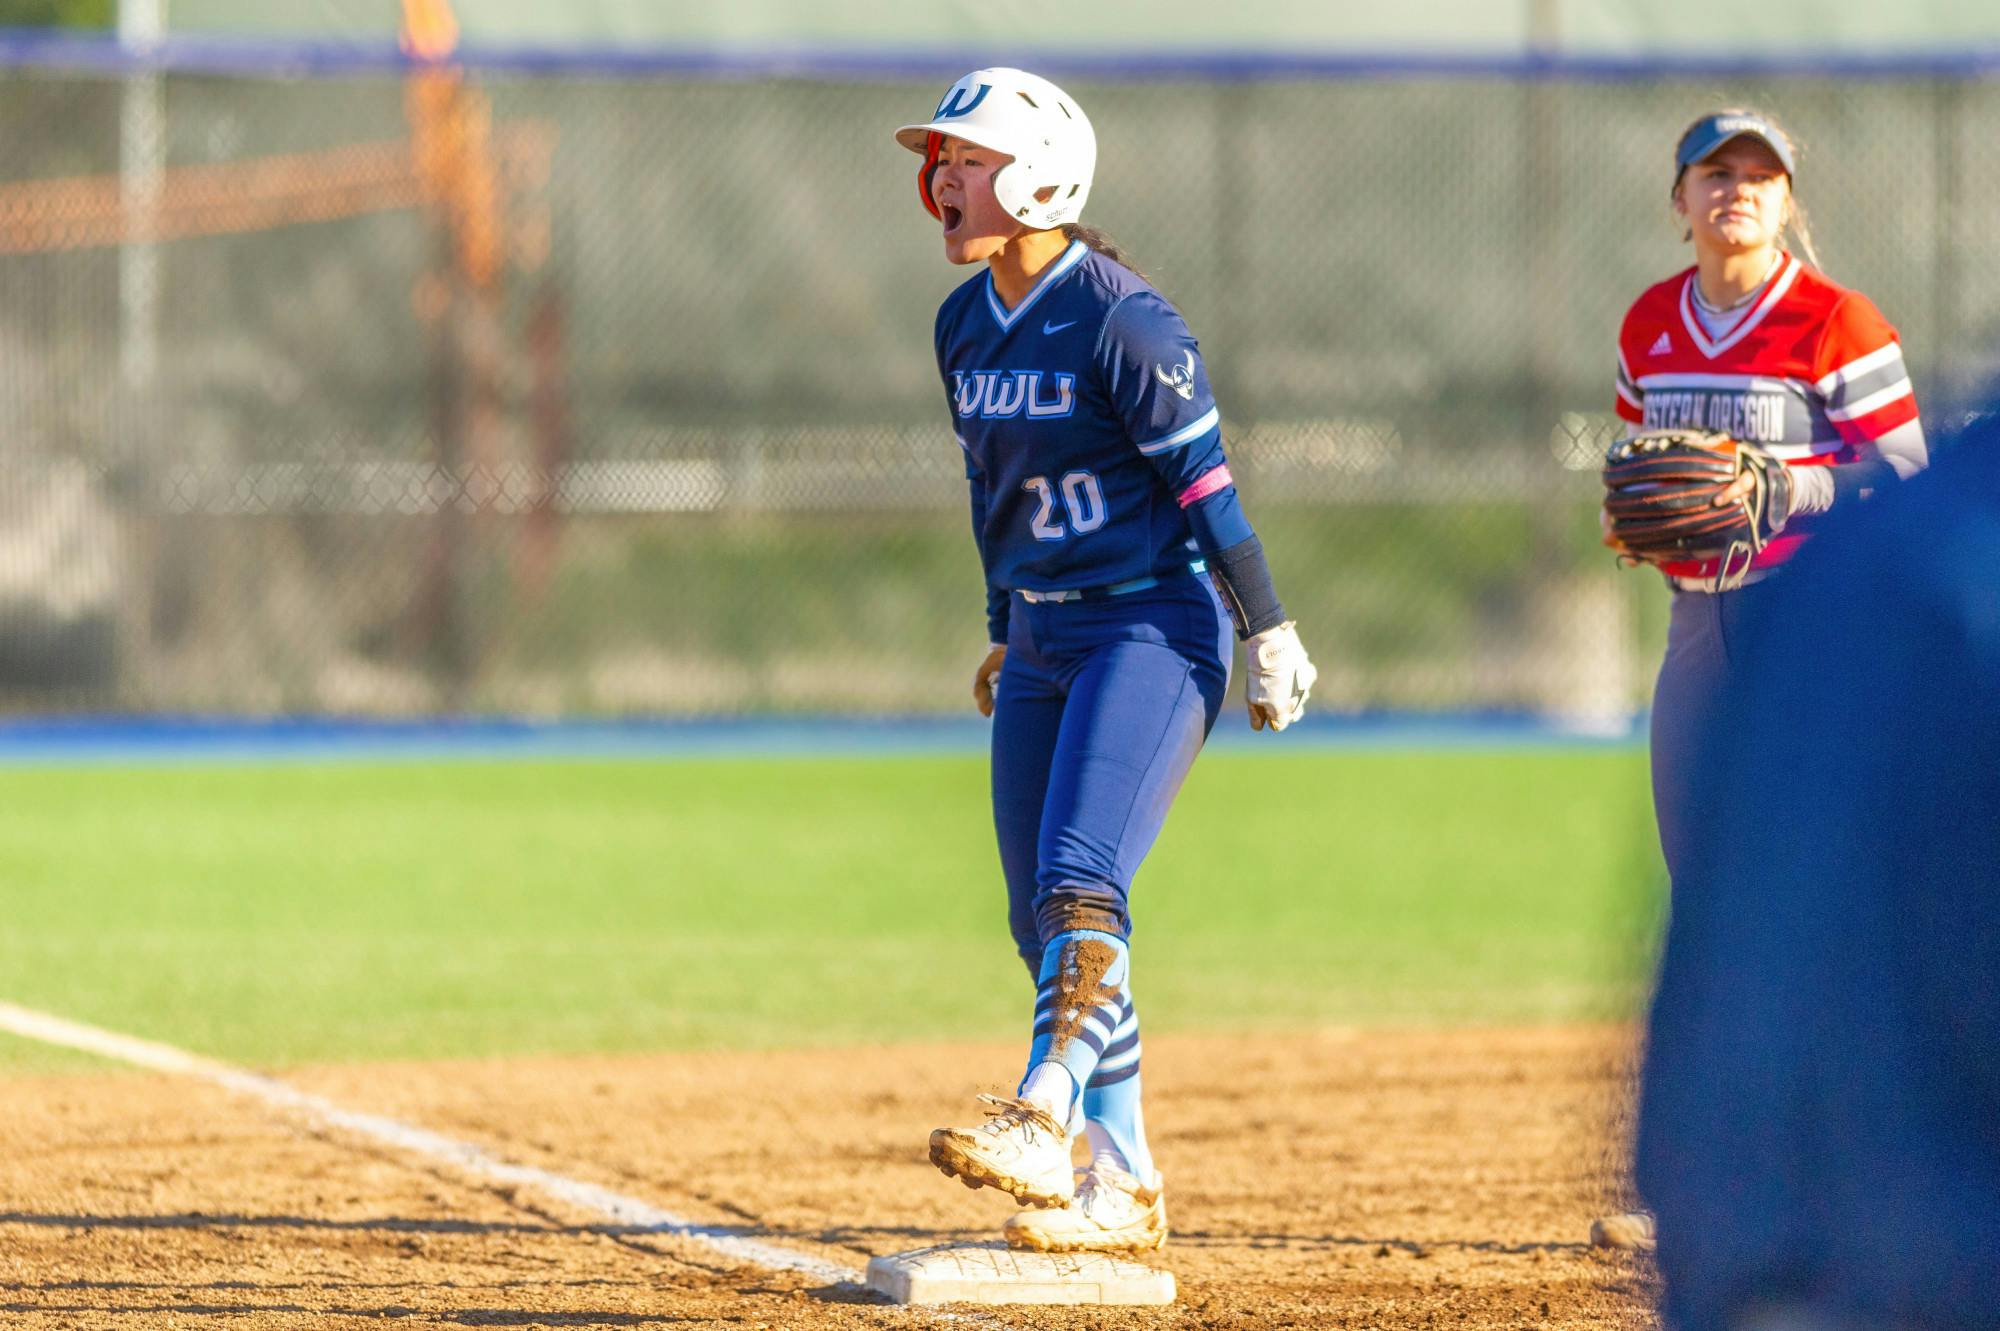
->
<box><xmin>1061</xmin><ymin>223</ymin><xmax>1150</xmax><ymax>285</ymax></box>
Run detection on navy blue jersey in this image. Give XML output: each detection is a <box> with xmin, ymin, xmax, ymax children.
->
<box><xmin>934</xmin><ymin>241</ymin><xmax>1251</xmax><ymax>639</ymax></box>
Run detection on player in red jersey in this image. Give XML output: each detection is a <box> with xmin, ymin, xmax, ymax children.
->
<box><xmin>1590</xmin><ymin>109</ymin><xmax>1928</xmax><ymax>1257</ymax></box>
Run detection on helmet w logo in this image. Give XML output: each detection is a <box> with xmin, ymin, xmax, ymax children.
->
<box><xmin>935</xmin><ymin>83</ymin><xmax>991</xmax><ymax>119</ymax></box>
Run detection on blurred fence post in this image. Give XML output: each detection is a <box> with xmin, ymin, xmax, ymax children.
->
<box><xmin>117</xmin><ymin>0</ymin><xmax>162</xmax><ymax>399</ymax></box>
<box><xmin>1211</xmin><ymin>81</ymin><xmax>1252</xmax><ymax>433</ymax></box>
<box><xmin>1932</xmin><ymin>79</ymin><xmax>1962</xmax><ymax>409</ymax></box>
<box><xmin>116</xmin><ymin>0</ymin><xmax>165</xmax><ymax>710</ymax></box>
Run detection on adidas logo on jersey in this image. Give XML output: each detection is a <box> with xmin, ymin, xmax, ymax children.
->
<box><xmin>952</xmin><ymin>369</ymin><xmax>1078</xmax><ymax>421</ymax></box>
<box><xmin>1650</xmin><ymin>332</ymin><xmax>1673</xmax><ymax>356</ymax></box>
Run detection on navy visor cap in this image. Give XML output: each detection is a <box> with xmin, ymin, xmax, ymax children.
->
<box><xmin>1674</xmin><ymin>113</ymin><xmax>1796</xmax><ymax>176</ymax></box>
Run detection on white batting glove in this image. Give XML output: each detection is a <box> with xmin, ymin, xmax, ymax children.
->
<box><xmin>1243</xmin><ymin>621</ymin><xmax>1316</xmax><ymax>733</ymax></box>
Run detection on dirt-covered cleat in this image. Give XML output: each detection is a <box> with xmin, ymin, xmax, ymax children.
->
<box><xmin>1004</xmin><ymin>1154</ymin><xmax>1167</xmax><ymax>1253</ymax></box>
<box><xmin>928</xmin><ymin>1094</ymin><xmax>1076</xmax><ymax>1209</ymax></box>
<box><xmin>1589</xmin><ymin>1210</ymin><xmax>1657</xmax><ymax>1251</ymax></box>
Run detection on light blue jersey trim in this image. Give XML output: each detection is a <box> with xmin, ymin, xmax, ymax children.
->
<box><xmin>983</xmin><ymin>240</ymin><xmax>1090</xmax><ymax>333</ymax></box>
<box><xmin>1135</xmin><ymin>406</ymin><xmax>1221</xmax><ymax>455</ymax></box>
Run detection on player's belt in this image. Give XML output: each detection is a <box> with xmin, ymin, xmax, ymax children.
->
<box><xmin>1015</xmin><ymin>560</ymin><xmax>1208</xmax><ymax>604</ymax></box>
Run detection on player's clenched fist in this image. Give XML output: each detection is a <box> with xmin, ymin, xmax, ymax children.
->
<box><xmin>972</xmin><ymin>643</ymin><xmax>1006</xmax><ymax>717</ymax></box>
<box><xmin>1243</xmin><ymin>621</ymin><xmax>1315</xmax><ymax>732</ymax></box>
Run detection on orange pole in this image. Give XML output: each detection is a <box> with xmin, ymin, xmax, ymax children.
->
<box><xmin>398</xmin><ymin>0</ymin><xmax>511</xmax><ymax>701</ymax></box>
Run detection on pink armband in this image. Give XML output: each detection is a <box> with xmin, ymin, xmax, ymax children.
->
<box><xmin>1177</xmin><ymin>465</ymin><xmax>1233</xmax><ymax>509</ymax></box>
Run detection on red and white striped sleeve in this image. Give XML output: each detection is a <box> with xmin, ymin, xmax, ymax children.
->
<box><xmin>1813</xmin><ymin>294</ymin><xmax>1919</xmax><ymax>446</ymax></box>
<box><xmin>1614</xmin><ymin>342</ymin><xmax>1644</xmax><ymax>427</ymax></box>
<box><xmin>1613</xmin><ymin>305</ymin><xmax>1646</xmax><ymax>428</ymax></box>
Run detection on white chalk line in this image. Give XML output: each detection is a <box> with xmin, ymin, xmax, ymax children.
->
<box><xmin>0</xmin><ymin>1001</ymin><xmax>865</xmax><ymax>1289</ymax></box>
<box><xmin>0</xmin><ymin>1002</ymin><xmax>1028</xmax><ymax>1327</ymax></box>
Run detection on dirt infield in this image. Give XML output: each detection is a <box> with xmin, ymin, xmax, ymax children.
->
<box><xmin>0</xmin><ymin>1025</ymin><xmax>1658</xmax><ymax>1329</ymax></box>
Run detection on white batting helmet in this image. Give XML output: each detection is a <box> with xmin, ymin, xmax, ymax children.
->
<box><xmin>894</xmin><ymin>68</ymin><xmax>1096</xmax><ymax>230</ymax></box>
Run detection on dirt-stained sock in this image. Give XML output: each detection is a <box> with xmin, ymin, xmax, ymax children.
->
<box><xmin>1020</xmin><ymin>929</ymin><xmax>1129</xmax><ymax>1120</ymax></box>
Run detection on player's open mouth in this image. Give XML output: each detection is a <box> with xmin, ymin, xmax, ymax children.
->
<box><xmin>941</xmin><ymin>204</ymin><xmax>963</xmax><ymax>235</ymax></box>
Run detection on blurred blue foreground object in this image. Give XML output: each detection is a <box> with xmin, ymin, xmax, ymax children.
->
<box><xmin>1637</xmin><ymin>405</ymin><xmax>2000</xmax><ymax>1330</ymax></box>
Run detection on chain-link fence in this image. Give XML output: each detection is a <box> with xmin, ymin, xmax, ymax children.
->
<box><xmin>1</xmin><ymin>63</ymin><xmax>1995</xmax><ymax>718</ymax></box>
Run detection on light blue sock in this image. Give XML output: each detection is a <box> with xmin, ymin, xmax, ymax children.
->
<box><xmin>1018</xmin><ymin>929</ymin><xmax>1129</xmax><ymax>1120</ymax></box>
<box><xmin>1083</xmin><ymin>993</ymin><xmax>1154</xmax><ymax>1180</ymax></box>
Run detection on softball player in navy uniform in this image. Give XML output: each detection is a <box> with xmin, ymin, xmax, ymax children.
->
<box><xmin>1591</xmin><ymin>109</ymin><xmax>1926</xmax><ymax>1253</ymax></box>
<box><xmin>893</xmin><ymin>68</ymin><xmax>1317</xmax><ymax>1253</ymax></box>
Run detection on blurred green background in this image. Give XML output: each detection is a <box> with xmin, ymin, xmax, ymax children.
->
<box><xmin>0</xmin><ymin>745</ymin><xmax>1661</xmax><ymax>1072</ymax></box>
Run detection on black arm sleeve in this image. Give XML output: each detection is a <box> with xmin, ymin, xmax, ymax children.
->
<box><xmin>1207</xmin><ymin>535</ymin><xmax>1286</xmax><ymax>640</ymax></box>
<box><xmin>968</xmin><ymin>470</ymin><xmax>1007</xmax><ymax>644</ymax></box>
<box><xmin>1829</xmin><ymin>458</ymin><xmax>1898</xmax><ymax>506</ymax></box>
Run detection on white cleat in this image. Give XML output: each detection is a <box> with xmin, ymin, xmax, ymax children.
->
<box><xmin>928</xmin><ymin>1094</ymin><xmax>1076</xmax><ymax>1209</ymax></box>
<box><xmin>1004</xmin><ymin>1154</ymin><xmax>1167</xmax><ymax>1253</ymax></box>
<box><xmin>1589</xmin><ymin>1209</ymin><xmax>1657</xmax><ymax>1251</ymax></box>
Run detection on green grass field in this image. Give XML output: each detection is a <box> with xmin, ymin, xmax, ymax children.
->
<box><xmin>0</xmin><ymin>747</ymin><xmax>1662</xmax><ymax>1074</ymax></box>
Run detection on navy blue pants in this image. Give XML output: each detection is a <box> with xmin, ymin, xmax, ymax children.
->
<box><xmin>1650</xmin><ymin>583</ymin><xmax>1779</xmax><ymax>884</ymax></box>
<box><xmin>990</xmin><ymin>575</ymin><xmax>1233</xmax><ymax>970</ymax></box>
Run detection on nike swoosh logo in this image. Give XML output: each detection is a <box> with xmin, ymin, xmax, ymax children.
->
<box><xmin>1042</xmin><ymin>320</ymin><xmax>1076</xmax><ymax>335</ymax></box>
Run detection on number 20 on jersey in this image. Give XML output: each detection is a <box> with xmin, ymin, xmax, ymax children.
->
<box><xmin>1022</xmin><ymin>472</ymin><xmax>1106</xmax><ymax>540</ymax></box>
